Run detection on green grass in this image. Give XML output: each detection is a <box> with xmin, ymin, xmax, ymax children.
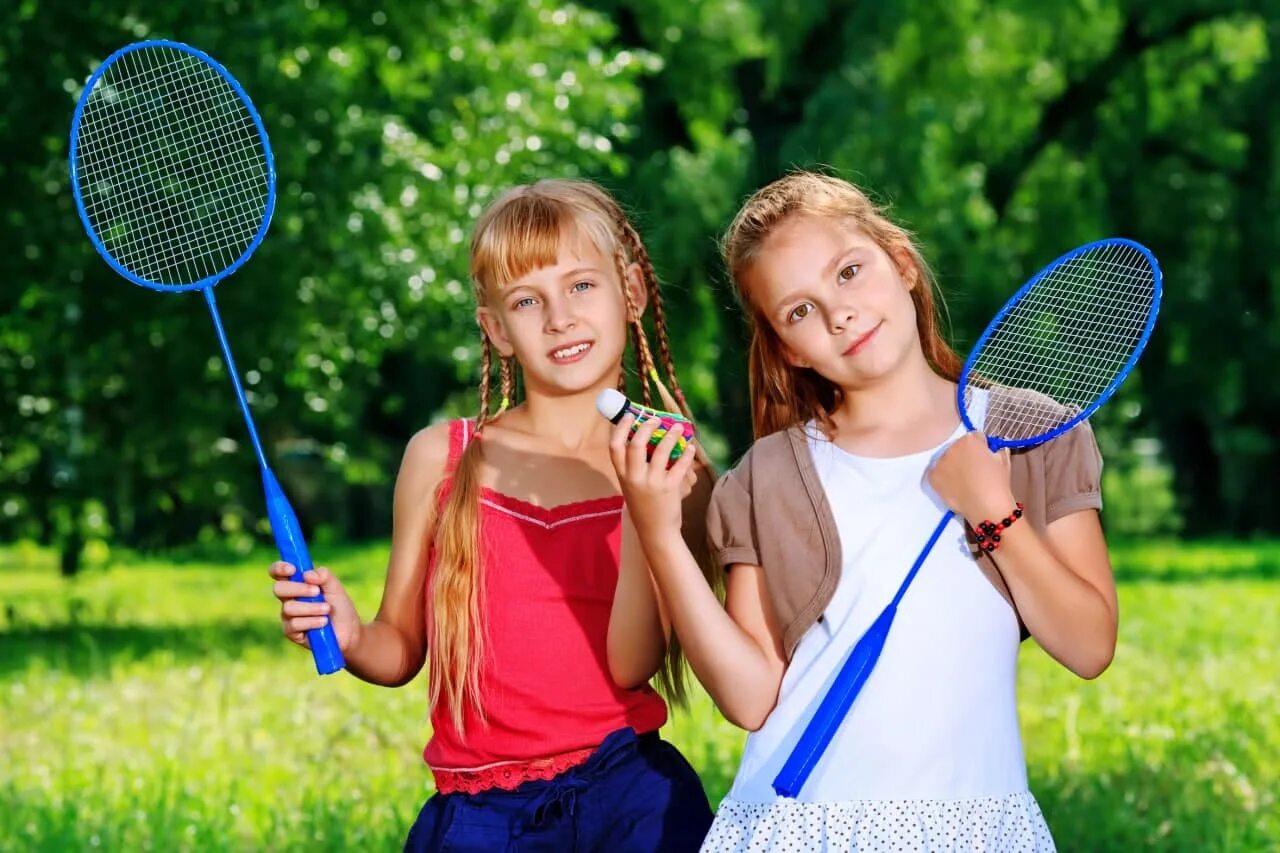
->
<box><xmin>1</xmin><ymin>540</ymin><xmax>1276</xmax><ymax>851</ymax></box>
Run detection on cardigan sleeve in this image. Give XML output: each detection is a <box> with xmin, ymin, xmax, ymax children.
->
<box><xmin>1042</xmin><ymin>419</ymin><xmax>1104</xmax><ymax>523</ymax></box>
<box><xmin>705</xmin><ymin>465</ymin><xmax>761</xmax><ymax>570</ymax></box>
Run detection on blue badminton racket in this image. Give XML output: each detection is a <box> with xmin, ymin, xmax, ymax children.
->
<box><xmin>69</xmin><ymin>40</ymin><xmax>344</xmax><ymax>675</ymax></box>
<box><xmin>773</xmin><ymin>237</ymin><xmax>1162</xmax><ymax>796</ymax></box>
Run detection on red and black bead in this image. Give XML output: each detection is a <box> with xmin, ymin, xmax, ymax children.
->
<box><xmin>973</xmin><ymin>502</ymin><xmax>1026</xmax><ymax>554</ymax></box>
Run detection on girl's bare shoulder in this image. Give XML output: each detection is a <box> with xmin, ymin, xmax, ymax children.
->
<box><xmin>397</xmin><ymin>420</ymin><xmax>457</xmax><ymax>502</ymax></box>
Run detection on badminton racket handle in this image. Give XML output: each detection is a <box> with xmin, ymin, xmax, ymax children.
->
<box><xmin>772</xmin><ymin>602</ymin><xmax>897</xmax><ymax>797</ymax></box>
<box><xmin>262</xmin><ymin>467</ymin><xmax>346</xmax><ymax>675</ymax></box>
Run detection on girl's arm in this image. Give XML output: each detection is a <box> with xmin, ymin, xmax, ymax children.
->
<box><xmin>607</xmin><ymin>510</ymin><xmax>671</xmax><ymax>688</ymax></box>
<box><xmin>273</xmin><ymin>422</ymin><xmax>451</xmax><ymax>687</ymax></box>
<box><xmin>991</xmin><ymin>509</ymin><xmax>1115</xmax><ymax>677</ymax></box>
<box><xmin>608</xmin><ymin>458</ymin><xmax>716</xmax><ymax>688</ymax></box>
<box><xmin>610</xmin><ymin>417</ymin><xmax>788</xmax><ymax>729</ymax></box>
<box><xmin>929</xmin><ymin>431</ymin><xmax>1117</xmax><ymax>678</ymax></box>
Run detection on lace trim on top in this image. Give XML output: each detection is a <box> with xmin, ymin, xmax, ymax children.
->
<box><xmin>432</xmin><ymin>746</ymin><xmax>596</xmax><ymax>795</ymax></box>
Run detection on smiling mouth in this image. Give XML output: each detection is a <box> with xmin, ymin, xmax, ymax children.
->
<box><xmin>550</xmin><ymin>341</ymin><xmax>593</xmax><ymax>363</ymax></box>
<box><xmin>843</xmin><ymin>322</ymin><xmax>881</xmax><ymax>356</ymax></box>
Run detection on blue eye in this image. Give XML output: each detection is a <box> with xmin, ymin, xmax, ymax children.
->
<box><xmin>571</xmin><ymin>280</ymin><xmax>593</xmax><ymax>293</ymax></box>
<box><xmin>788</xmin><ymin>303</ymin><xmax>813</xmax><ymax>323</ymax></box>
<box><xmin>838</xmin><ymin>264</ymin><xmax>860</xmax><ymax>283</ymax></box>
<box><xmin>512</xmin><ymin>296</ymin><xmax>537</xmax><ymax>310</ymax></box>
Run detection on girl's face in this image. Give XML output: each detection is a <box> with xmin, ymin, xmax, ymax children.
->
<box><xmin>476</xmin><ymin>227</ymin><xmax>643</xmax><ymax>398</ymax></box>
<box><xmin>741</xmin><ymin>214</ymin><xmax>922</xmax><ymax>391</ymax></box>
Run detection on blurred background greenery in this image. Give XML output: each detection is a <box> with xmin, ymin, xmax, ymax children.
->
<box><xmin>1</xmin><ymin>0</ymin><xmax>1277</xmax><ymax>850</ymax></box>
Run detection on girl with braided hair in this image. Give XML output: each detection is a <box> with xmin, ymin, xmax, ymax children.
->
<box><xmin>268</xmin><ymin>179</ymin><xmax>716</xmax><ymax>852</ymax></box>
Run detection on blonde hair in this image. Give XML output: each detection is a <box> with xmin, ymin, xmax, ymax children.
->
<box><xmin>721</xmin><ymin>171</ymin><xmax>963</xmax><ymax>437</ymax></box>
<box><xmin>429</xmin><ymin>179</ymin><xmax>713</xmax><ymax>731</ymax></box>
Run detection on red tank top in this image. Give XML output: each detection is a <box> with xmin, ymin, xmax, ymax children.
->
<box><xmin>423</xmin><ymin>419</ymin><xmax>668</xmax><ymax>793</ymax></box>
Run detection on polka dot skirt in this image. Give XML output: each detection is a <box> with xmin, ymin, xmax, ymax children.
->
<box><xmin>701</xmin><ymin>791</ymin><xmax>1055</xmax><ymax>852</ymax></box>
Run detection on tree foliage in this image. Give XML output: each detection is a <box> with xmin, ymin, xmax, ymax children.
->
<box><xmin>2</xmin><ymin>0</ymin><xmax>1276</xmax><ymax>571</ymax></box>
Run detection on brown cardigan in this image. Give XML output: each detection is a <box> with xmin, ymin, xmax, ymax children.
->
<box><xmin>706</xmin><ymin>395</ymin><xmax>1104</xmax><ymax>658</ymax></box>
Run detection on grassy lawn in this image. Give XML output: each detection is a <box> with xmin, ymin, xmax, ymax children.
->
<box><xmin>1</xmin><ymin>540</ymin><xmax>1276</xmax><ymax>851</ymax></box>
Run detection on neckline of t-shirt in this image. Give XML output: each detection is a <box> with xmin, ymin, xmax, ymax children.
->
<box><xmin>803</xmin><ymin>387</ymin><xmax>992</xmax><ymax>466</ymax></box>
<box><xmin>804</xmin><ymin>419</ymin><xmax>968</xmax><ymax>467</ymax></box>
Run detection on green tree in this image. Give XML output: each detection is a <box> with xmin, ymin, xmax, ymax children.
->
<box><xmin>0</xmin><ymin>0</ymin><xmax>650</xmax><ymax>566</ymax></box>
<box><xmin>601</xmin><ymin>0</ymin><xmax>1278</xmax><ymax>533</ymax></box>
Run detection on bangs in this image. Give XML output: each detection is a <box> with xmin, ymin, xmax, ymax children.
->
<box><xmin>471</xmin><ymin>190</ymin><xmax>618</xmax><ymax>296</ymax></box>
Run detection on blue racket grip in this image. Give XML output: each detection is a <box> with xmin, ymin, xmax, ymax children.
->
<box><xmin>772</xmin><ymin>602</ymin><xmax>897</xmax><ymax>797</ymax></box>
<box><xmin>262</xmin><ymin>467</ymin><xmax>346</xmax><ymax>675</ymax></box>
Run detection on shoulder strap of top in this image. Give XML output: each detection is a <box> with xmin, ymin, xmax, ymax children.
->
<box><xmin>445</xmin><ymin>418</ymin><xmax>476</xmax><ymax>475</ymax></box>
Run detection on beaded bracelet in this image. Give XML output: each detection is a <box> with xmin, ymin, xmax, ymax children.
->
<box><xmin>973</xmin><ymin>502</ymin><xmax>1025</xmax><ymax>553</ymax></box>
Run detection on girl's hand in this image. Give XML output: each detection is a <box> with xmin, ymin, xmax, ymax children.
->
<box><xmin>268</xmin><ymin>562</ymin><xmax>363</xmax><ymax>653</ymax></box>
<box><xmin>927</xmin><ymin>431</ymin><xmax>1017</xmax><ymax>523</ymax></box>
<box><xmin>608</xmin><ymin>413</ymin><xmax>699</xmax><ymax>538</ymax></box>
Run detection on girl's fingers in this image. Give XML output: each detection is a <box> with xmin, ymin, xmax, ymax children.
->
<box><xmin>269</xmin><ymin>561</ymin><xmax>295</xmax><ymax>579</ymax></box>
<box><xmin>282</xmin><ymin>600</ymin><xmax>331</xmax><ymax>618</ymax></box>
<box><xmin>670</xmin><ymin>438</ymin><xmax>699</xmax><ymax>482</ymax></box>
<box><xmin>680</xmin><ymin>459</ymin><xmax>698</xmax><ymax>497</ymax></box>
<box><xmin>284</xmin><ymin>616</ymin><xmax>329</xmax><ymax>634</ymax></box>
<box><xmin>648</xmin><ymin>421</ymin><xmax>684</xmax><ymax>473</ymax></box>
<box><xmin>627</xmin><ymin>416</ymin><xmax>661</xmax><ymax>469</ymax></box>
<box><xmin>268</xmin><ymin>562</ymin><xmax>323</xmax><ymax>586</ymax></box>
<box><xmin>609</xmin><ymin>415</ymin><xmax>636</xmax><ymax>472</ymax></box>
<box><xmin>273</xmin><ymin>580</ymin><xmax>323</xmax><ymax>601</ymax></box>
<box><xmin>609</xmin><ymin>415</ymin><xmax>634</xmax><ymax>451</ymax></box>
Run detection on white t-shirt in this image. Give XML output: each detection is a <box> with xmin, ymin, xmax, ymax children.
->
<box><xmin>726</xmin><ymin>400</ymin><xmax>1030</xmax><ymax>803</ymax></box>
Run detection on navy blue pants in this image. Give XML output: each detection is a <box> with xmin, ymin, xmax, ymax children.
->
<box><xmin>404</xmin><ymin>728</ymin><xmax>713</xmax><ymax>852</ymax></box>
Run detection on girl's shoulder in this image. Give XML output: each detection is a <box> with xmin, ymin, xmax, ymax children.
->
<box><xmin>707</xmin><ymin>426</ymin><xmax>810</xmax><ymax>538</ymax></box>
<box><xmin>396</xmin><ymin>419</ymin><xmax>465</xmax><ymax>506</ymax></box>
<box><xmin>405</xmin><ymin>418</ymin><xmax>460</xmax><ymax>464</ymax></box>
<box><xmin>715</xmin><ymin>425</ymin><xmax>805</xmax><ymax>493</ymax></box>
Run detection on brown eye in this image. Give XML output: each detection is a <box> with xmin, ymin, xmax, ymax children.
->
<box><xmin>788</xmin><ymin>303</ymin><xmax>813</xmax><ymax>323</ymax></box>
<box><xmin>838</xmin><ymin>264</ymin><xmax>860</xmax><ymax>282</ymax></box>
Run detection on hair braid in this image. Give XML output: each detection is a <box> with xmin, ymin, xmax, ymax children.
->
<box><xmin>616</xmin><ymin>216</ymin><xmax>691</xmax><ymax>418</ymax></box>
<box><xmin>498</xmin><ymin>355</ymin><xmax>514</xmax><ymax>414</ymax></box>
<box><xmin>477</xmin><ymin>340</ymin><xmax>494</xmax><ymax>427</ymax></box>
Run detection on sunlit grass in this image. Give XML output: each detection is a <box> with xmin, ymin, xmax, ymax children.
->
<box><xmin>1</xmin><ymin>541</ymin><xmax>1276</xmax><ymax>850</ymax></box>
